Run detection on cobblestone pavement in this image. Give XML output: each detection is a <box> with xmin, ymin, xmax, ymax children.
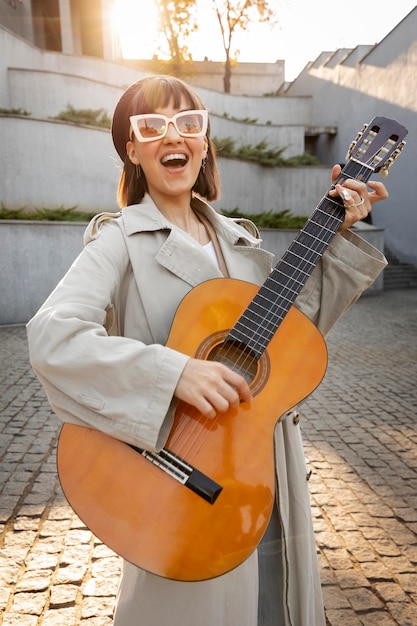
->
<box><xmin>1</xmin><ymin>289</ymin><xmax>416</xmax><ymax>626</ymax></box>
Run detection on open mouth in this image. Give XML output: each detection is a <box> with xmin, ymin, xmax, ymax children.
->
<box><xmin>161</xmin><ymin>153</ymin><xmax>189</xmax><ymax>168</ymax></box>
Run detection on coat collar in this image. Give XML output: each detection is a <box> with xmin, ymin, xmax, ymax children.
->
<box><xmin>119</xmin><ymin>194</ymin><xmax>273</xmax><ymax>286</ymax></box>
<box><xmin>121</xmin><ymin>194</ymin><xmax>261</xmax><ymax>248</ymax></box>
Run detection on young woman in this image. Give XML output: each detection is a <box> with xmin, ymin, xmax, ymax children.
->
<box><xmin>27</xmin><ymin>75</ymin><xmax>388</xmax><ymax>625</ymax></box>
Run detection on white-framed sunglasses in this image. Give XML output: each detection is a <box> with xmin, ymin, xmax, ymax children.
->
<box><xmin>129</xmin><ymin>109</ymin><xmax>208</xmax><ymax>143</ymax></box>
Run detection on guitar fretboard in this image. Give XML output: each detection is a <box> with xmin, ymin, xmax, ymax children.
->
<box><xmin>226</xmin><ymin>160</ymin><xmax>375</xmax><ymax>358</ymax></box>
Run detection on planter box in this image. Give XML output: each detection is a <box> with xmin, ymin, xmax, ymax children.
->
<box><xmin>1</xmin><ymin>220</ymin><xmax>85</xmax><ymax>325</ymax></box>
<box><xmin>0</xmin><ymin>220</ymin><xmax>384</xmax><ymax>325</ymax></box>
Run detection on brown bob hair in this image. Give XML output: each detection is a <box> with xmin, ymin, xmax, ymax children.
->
<box><xmin>111</xmin><ymin>75</ymin><xmax>220</xmax><ymax>207</ymax></box>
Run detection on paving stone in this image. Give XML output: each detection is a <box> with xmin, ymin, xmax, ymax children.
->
<box><xmin>325</xmin><ymin>608</ymin><xmax>363</xmax><ymax>625</ymax></box>
<box><xmin>49</xmin><ymin>583</ymin><xmax>79</xmax><ymax>607</ymax></box>
<box><xmin>15</xmin><ymin>573</ymin><xmax>51</xmax><ymax>592</ymax></box>
<box><xmin>335</xmin><ymin>569</ymin><xmax>370</xmax><ymax>589</ymax></box>
<box><xmin>322</xmin><ymin>585</ymin><xmax>351</xmax><ymax>609</ymax></box>
<box><xmin>358</xmin><ymin>612</ymin><xmax>397</xmax><ymax>626</ymax></box>
<box><xmin>2</xmin><ymin>615</ymin><xmax>39</xmax><ymax>625</ymax></box>
<box><xmin>1</xmin><ymin>290</ymin><xmax>417</xmax><ymax>623</ymax></box>
<box><xmin>348</xmin><ymin>587</ymin><xmax>384</xmax><ymax>611</ymax></box>
<box><xmin>11</xmin><ymin>590</ymin><xmax>48</xmax><ymax>615</ymax></box>
<box><xmin>41</xmin><ymin>608</ymin><xmax>77</xmax><ymax>625</ymax></box>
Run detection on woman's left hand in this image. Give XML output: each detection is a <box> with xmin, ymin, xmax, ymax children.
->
<box><xmin>329</xmin><ymin>164</ymin><xmax>389</xmax><ymax>232</ymax></box>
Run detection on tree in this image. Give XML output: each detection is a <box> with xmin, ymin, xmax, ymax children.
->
<box><xmin>155</xmin><ymin>0</ymin><xmax>198</xmax><ymax>76</ymax></box>
<box><xmin>211</xmin><ymin>0</ymin><xmax>275</xmax><ymax>93</ymax></box>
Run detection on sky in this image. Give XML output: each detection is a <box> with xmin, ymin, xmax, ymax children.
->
<box><xmin>112</xmin><ymin>1</ymin><xmax>417</xmax><ymax>81</ymax></box>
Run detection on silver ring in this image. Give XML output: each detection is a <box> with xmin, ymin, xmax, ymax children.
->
<box><xmin>355</xmin><ymin>197</ymin><xmax>365</xmax><ymax>207</ymax></box>
<box><xmin>339</xmin><ymin>189</ymin><xmax>354</xmax><ymax>204</ymax></box>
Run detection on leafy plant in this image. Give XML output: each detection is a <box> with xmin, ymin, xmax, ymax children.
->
<box><xmin>50</xmin><ymin>104</ymin><xmax>111</xmax><ymax>129</ymax></box>
<box><xmin>221</xmin><ymin>208</ymin><xmax>307</xmax><ymax>229</ymax></box>
<box><xmin>0</xmin><ymin>107</ymin><xmax>30</xmax><ymax>116</ymax></box>
<box><xmin>213</xmin><ymin>136</ymin><xmax>319</xmax><ymax>167</ymax></box>
<box><xmin>0</xmin><ymin>204</ymin><xmax>96</xmax><ymax>221</ymax></box>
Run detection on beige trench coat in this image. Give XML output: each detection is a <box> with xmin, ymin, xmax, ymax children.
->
<box><xmin>27</xmin><ymin>195</ymin><xmax>387</xmax><ymax>626</ymax></box>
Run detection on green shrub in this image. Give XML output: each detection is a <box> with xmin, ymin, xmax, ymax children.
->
<box><xmin>221</xmin><ymin>209</ymin><xmax>307</xmax><ymax>229</ymax></box>
<box><xmin>0</xmin><ymin>107</ymin><xmax>31</xmax><ymax>116</ymax></box>
<box><xmin>0</xmin><ymin>204</ymin><xmax>306</xmax><ymax>229</ymax></box>
<box><xmin>50</xmin><ymin>104</ymin><xmax>111</xmax><ymax>129</ymax></box>
<box><xmin>213</xmin><ymin>136</ymin><xmax>319</xmax><ymax>167</ymax></box>
<box><xmin>0</xmin><ymin>204</ymin><xmax>96</xmax><ymax>221</ymax></box>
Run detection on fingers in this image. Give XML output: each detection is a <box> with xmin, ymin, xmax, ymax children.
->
<box><xmin>174</xmin><ymin>358</ymin><xmax>252</xmax><ymax>418</ymax></box>
<box><xmin>367</xmin><ymin>180</ymin><xmax>389</xmax><ymax>204</ymax></box>
<box><xmin>331</xmin><ymin>164</ymin><xmax>342</xmax><ymax>183</ymax></box>
<box><xmin>330</xmin><ymin>165</ymin><xmax>389</xmax><ymax>205</ymax></box>
<box><xmin>328</xmin><ymin>164</ymin><xmax>389</xmax><ymax>231</ymax></box>
<box><xmin>332</xmin><ymin>183</ymin><xmax>370</xmax><ymax>230</ymax></box>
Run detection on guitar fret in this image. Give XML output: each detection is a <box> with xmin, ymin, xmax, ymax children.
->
<box><xmin>279</xmin><ymin>257</ymin><xmax>312</xmax><ymax>274</ymax></box>
<box><xmin>264</xmin><ymin>280</ymin><xmax>299</xmax><ymax>297</ymax></box>
<box><xmin>283</xmin><ymin>242</ymin><xmax>315</xmax><ymax>265</ymax></box>
<box><xmin>235</xmin><ymin>300</ymin><xmax>287</xmax><ymax>330</ymax></box>
<box><xmin>306</xmin><ymin>219</ymin><xmax>339</xmax><ymax>237</ymax></box>
<box><xmin>226</xmin><ymin>118</ymin><xmax>408</xmax><ymax>354</ymax></box>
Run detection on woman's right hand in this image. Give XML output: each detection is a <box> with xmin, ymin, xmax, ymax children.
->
<box><xmin>174</xmin><ymin>358</ymin><xmax>252</xmax><ymax>418</ymax></box>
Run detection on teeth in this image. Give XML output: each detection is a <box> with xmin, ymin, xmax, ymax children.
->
<box><xmin>161</xmin><ymin>153</ymin><xmax>187</xmax><ymax>164</ymax></box>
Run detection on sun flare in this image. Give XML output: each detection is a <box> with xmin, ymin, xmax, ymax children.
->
<box><xmin>111</xmin><ymin>0</ymin><xmax>159</xmax><ymax>59</ymax></box>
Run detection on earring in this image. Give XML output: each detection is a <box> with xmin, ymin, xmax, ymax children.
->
<box><xmin>135</xmin><ymin>164</ymin><xmax>142</xmax><ymax>179</ymax></box>
<box><xmin>201</xmin><ymin>157</ymin><xmax>207</xmax><ymax>173</ymax></box>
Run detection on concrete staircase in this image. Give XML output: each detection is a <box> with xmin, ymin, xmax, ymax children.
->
<box><xmin>384</xmin><ymin>248</ymin><xmax>417</xmax><ymax>290</ymax></box>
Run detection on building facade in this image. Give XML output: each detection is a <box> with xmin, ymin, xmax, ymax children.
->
<box><xmin>0</xmin><ymin>2</ymin><xmax>416</xmax><ymax>268</ymax></box>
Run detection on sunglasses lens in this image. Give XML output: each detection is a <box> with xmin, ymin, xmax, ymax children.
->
<box><xmin>176</xmin><ymin>112</ymin><xmax>206</xmax><ymax>136</ymax></box>
<box><xmin>137</xmin><ymin>117</ymin><xmax>167</xmax><ymax>140</ymax></box>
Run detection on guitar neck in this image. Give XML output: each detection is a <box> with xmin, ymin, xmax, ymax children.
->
<box><xmin>227</xmin><ymin>160</ymin><xmax>375</xmax><ymax>357</ymax></box>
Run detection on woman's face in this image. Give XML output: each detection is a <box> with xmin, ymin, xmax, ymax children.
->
<box><xmin>126</xmin><ymin>96</ymin><xmax>208</xmax><ymax>208</ymax></box>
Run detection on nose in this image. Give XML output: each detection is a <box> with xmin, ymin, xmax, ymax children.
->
<box><xmin>164</xmin><ymin>121</ymin><xmax>183</xmax><ymax>143</ymax></box>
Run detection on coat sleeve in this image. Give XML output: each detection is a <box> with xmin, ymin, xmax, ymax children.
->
<box><xmin>294</xmin><ymin>229</ymin><xmax>387</xmax><ymax>336</ymax></box>
<box><xmin>26</xmin><ymin>220</ymin><xmax>189</xmax><ymax>451</ymax></box>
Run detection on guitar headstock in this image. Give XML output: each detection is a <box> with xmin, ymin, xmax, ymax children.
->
<box><xmin>346</xmin><ymin>116</ymin><xmax>408</xmax><ymax>178</ymax></box>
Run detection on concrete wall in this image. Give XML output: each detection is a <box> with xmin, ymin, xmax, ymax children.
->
<box><xmin>213</xmin><ymin>160</ymin><xmax>329</xmax><ymax>215</ymax></box>
<box><xmin>0</xmin><ymin>26</ymin><xmax>147</xmax><ymax>112</ymax></box>
<box><xmin>285</xmin><ymin>7</ymin><xmax>417</xmax><ymax>266</ymax></box>
<box><xmin>0</xmin><ymin>116</ymin><xmax>120</xmax><ymax>211</ymax></box>
<box><xmin>7</xmin><ymin>66</ymin><xmax>306</xmax><ymax>157</ymax></box>
<box><xmin>0</xmin><ymin>220</ymin><xmax>86</xmax><ymax>325</ymax></box>
<box><xmin>209</xmin><ymin>116</ymin><xmax>305</xmax><ymax>157</ymax></box>
<box><xmin>195</xmin><ymin>86</ymin><xmax>312</xmax><ymax>126</ymax></box>
<box><xmin>0</xmin><ymin>0</ymin><xmax>33</xmax><ymax>42</ymax></box>
<box><xmin>0</xmin><ymin>115</ymin><xmax>327</xmax><ymax>214</ymax></box>
<box><xmin>4</xmin><ymin>58</ymin><xmax>310</xmax><ymax>129</ymax></box>
<box><xmin>0</xmin><ymin>220</ymin><xmax>384</xmax><ymax>325</ymax></box>
<box><xmin>8</xmin><ymin>67</ymin><xmax>126</xmax><ymax>119</ymax></box>
<box><xmin>130</xmin><ymin>59</ymin><xmax>286</xmax><ymax>97</ymax></box>
<box><xmin>2</xmin><ymin>10</ymin><xmax>416</xmax><ymax>264</ymax></box>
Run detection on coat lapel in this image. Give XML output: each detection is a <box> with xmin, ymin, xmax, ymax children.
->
<box><xmin>118</xmin><ymin>196</ymin><xmax>274</xmax><ymax>344</ymax></box>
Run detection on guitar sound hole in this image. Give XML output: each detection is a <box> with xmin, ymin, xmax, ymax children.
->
<box><xmin>207</xmin><ymin>340</ymin><xmax>258</xmax><ymax>385</ymax></box>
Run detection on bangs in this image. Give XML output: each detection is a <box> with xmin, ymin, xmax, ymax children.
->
<box><xmin>131</xmin><ymin>76</ymin><xmax>204</xmax><ymax>115</ymax></box>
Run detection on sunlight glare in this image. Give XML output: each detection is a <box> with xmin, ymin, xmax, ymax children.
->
<box><xmin>112</xmin><ymin>0</ymin><xmax>159</xmax><ymax>59</ymax></box>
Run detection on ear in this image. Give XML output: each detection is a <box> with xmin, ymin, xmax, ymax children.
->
<box><xmin>126</xmin><ymin>140</ymin><xmax>140</xmax><ymax>165</ymax></box>
<box><xmin>203</xmin><ymin>138</ymin><xmax>209</xmax><ymax>158</ymax></box>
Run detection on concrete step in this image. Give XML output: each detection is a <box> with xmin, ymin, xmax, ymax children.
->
<box><xmin>384</xmin><ymin>248</ymin><xmax>417</xmax><ymax>290</ymax></box>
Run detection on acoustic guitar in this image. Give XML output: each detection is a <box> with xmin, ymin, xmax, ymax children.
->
<box><xmin>57</xmin><ymin>117</ymin><xmax>407</xmax><ymax>581</ymax></box>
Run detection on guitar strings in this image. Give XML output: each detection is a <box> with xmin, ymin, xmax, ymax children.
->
<box><xmin>223</xmin><ymin>163</ymin><xmax>370</xmax><ymax>364</ymax></box>
<box><xmin>168</xmin><ymin>163</ymin><xmax>372</xmax><ymax>461</ymax></box>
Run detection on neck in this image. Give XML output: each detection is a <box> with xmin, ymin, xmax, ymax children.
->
<box><xmin>150</xmin><ymin>192</ymin><xmax>193</xmax><ymax>225</ymax></box>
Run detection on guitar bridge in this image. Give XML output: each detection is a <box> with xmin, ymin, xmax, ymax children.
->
<box><xmin>130</xmin><ymin>445</ymin><xmax>223</xmax><ymax>504</ymax></box>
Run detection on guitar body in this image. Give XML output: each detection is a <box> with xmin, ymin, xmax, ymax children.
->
<box><xmin>57</xmin><ymin>277</ymin><xmax>327</xmax><ymax>581</ymax></box>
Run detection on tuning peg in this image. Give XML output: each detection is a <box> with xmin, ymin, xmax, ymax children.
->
<box><xmin>379</xmin><ymin>140</ymin><xmax>406</xmax><ymax>178</ymax></box>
